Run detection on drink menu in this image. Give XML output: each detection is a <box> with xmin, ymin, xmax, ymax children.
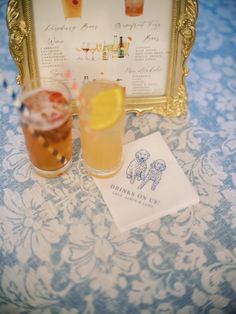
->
<box><xmin>32</xmin><ymin>0</ymin><xmax>173</xmax><ymax>97</ymax></box>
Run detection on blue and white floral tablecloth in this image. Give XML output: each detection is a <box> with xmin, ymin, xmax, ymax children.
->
<box><xmin>0</xmin><ymin>0</ymin><xmax>236</xmax><ymax>313</ymax></box>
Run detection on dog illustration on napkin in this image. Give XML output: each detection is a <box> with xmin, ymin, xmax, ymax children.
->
<box><xmin>126</xmin><ymin>149</ymin><xmax>150</xmax><ymax>184</ymax></box>
<box><xmin>138</xmin><ymin>159</ymin><xmax>166</xmax><ymax>191</ymax></box>
<box><xmin>126</xmin><ymin>149</ymin><xmax>166</xmax><ymax>191</ymax></box>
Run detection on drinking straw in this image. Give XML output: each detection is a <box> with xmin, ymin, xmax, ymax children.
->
<box><xmin>63</xmin><ymin>70</ymin><xmax>80</xmax><ymax>100</ymax></box>
<box><xmin>19</xmin><ymin>103</ymin><xmax>68</xmax><ymax>165</ymax></box>
<box><xmin>0</xmin><ymin>73</ymin><xmax>68</xmax><ymax>166</ymax></box>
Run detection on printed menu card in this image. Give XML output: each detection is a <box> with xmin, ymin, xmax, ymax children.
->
<box><xmin>32</xmin><ymin>0</ymin><xmax>172</xmax><ymax>97</ymax></box>
<box><xmin>94</xmin><ymin>132</ymin><xmax>199</xmax><ymax>232</ymax></box>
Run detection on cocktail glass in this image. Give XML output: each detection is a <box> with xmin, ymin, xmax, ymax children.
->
<box><xmin>61</xmin><ymin>0</ymin><xmax>82</xmax><ymax>18</ymax></box>
<box><xmin>96</xmin><ymin>43</ymin><xmax>103</xmax><ymax>60</ymax></box>
<box><xmin>124</xmin><ymin>41</ymin><xmax>130</xmax><ymax>56</ymax></box>
<box><xmin>18</xmin><ymin>77</ymin><xmax>73</xmax><ymax>178</ymax></box>
<box><xmin>78</xmin><ymin>80</ymin><xmax>125</xmax><ymax>178</ymax></box>
<box><xmin>82</xmin><ymin>42</ymin><xmax>90</xmax><ymax>60</ymax></box>
<box><xmin>90</xmin><ymin>42</ymin><xmax>97</xmax><ymax>60</ymax></box>
<box><xmin>124</xmin><ymin>0</ymin><xmax>144</xmax><ymax>16</ymax></box>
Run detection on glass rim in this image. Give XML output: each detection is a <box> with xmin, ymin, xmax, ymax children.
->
<box><xmin>17</xmin><ymin>76</ymin><xmax>72</xmax><ymax>113</ymax></box>
<box><xmin>79</xmin><ymin>79</ymin><xmax>125</xmax><ymax>97</ymax></box>
<box><xmin>18</xmin><ymin>77</ymin><xmax>72</xmax><ymax>123</ymax></box>
<box><xmin>19</xmin><ymin>76</ymin><xmax>72</xmax><ymax>98</ymax></box>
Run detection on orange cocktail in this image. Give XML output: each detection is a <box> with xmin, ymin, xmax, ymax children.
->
<box><xmin>125</xmin><ymin>0</ymin><xmax>144</xmax><ymax>16</ymax></box>
<box><xmin>19</xmin><ymin>78</ymin><xmax>72</xmax><ymax>178</ymax></box>
<box><xmin>61</xmin><ymin>0</ymin><xmax>82</xmax><ymax>18</ymax></box>
<box><xmin>79</xmin><ymin>80</ymin><xmax>125</xmax><ymax>177</ymax></box>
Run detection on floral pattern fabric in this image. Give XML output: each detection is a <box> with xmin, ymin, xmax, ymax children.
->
<box><xmin>0</xmin><ymin>0</ymin><xmax>236</xmax><ymax>313</ymax></box>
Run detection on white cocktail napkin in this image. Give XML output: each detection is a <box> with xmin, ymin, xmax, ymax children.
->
<box><xmin>94</xmin><ymin>132</ymin><xmax>199</xmax><ymax>232</ymax></box>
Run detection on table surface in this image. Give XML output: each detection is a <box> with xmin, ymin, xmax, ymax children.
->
<box><xmin>1</xmin><ymin>0</ymin><xmax>236</xmax><ymax>313</ymax></box>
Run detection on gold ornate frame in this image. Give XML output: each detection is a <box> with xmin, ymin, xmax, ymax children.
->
<box><xmin>6</xmin><ymin>0</ymin><xmax>198</xmax><ymax>117</ymax></box>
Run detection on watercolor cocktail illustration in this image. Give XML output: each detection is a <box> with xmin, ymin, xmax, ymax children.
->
<box><xmin>76</xmin><ymin>37</ymin><xmax>132</xmax><ymax>60</ymax></box>
<box><xmin>125</xmin><ymin>0</ymin><xmax>144</xmax><ymax>16</ymax></box>
<box><xmin>61</xmin><ymin>0</ymin><xmax>82</xmax><ymax>18</ymax></box>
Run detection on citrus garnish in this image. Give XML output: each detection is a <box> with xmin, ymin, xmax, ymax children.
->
<box><xmin>88</xmin><ymin>86</ymin><xmax>124</xmax><ymax>130</ymax></box>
